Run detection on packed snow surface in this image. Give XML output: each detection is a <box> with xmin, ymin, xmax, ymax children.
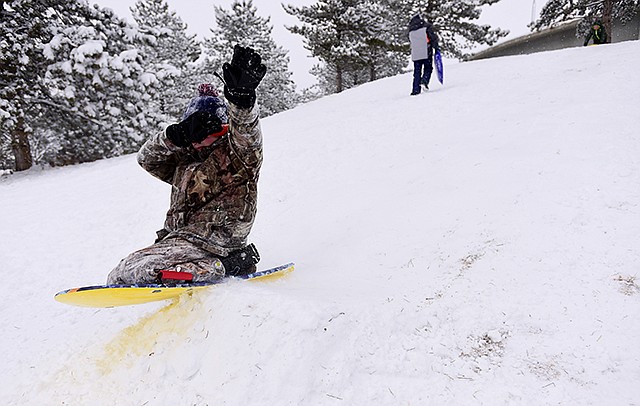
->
<box><xmin>1</xmin><ymin>41</ymin><xmax>639</xmax><ymax>405</ymax></box>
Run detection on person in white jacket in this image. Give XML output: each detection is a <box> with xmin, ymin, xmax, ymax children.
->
<box><xmin>408</xmin><ymin>14</ymin><xmax>440</xmax><ymax>95</ymax></box>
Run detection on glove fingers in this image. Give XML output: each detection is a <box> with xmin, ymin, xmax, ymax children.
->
<box><xmin>246</xmin><ymin>51</ymin><xmax>261</xmax><ymax>69</ymax></box>
<box><xmin>230</xmin><ymin>45</ymin><xmax>243</xmax><ymax>65</ymax></box>
<box><xmin>255</xmin><ymin>63</ymin><xmax>267</xmax><ymax>82</ymax></box>
<box><xmin>189</xmin><ymin>111</ymin><xmax>222</xmax><ymax>143</ymax></box>
<box><xmin>166</xmin><ymin>122</ymin><xmax>190</xmax><ymax>148</ymax></box>
<box><xmin>234</xmin><ymin>61</ymin><xmax>266</xmax><ymax>86</ymax></box>
<box><xmin>224</xmin><ymin>45</ymin><xmax>266</xmax><ymax>108</ymax></box>
<box><xmin>222</xmin><ymin>62</ymin><xmax>241</xmax><ymax>88</ymax></box>
<box><xmin>231</xmin><ymin>45</ymin><xmax>263</xmax><ymax>68</ymax></box>
<box><xmin>246</xmin><ymin>64</ymin><xmax>267</xmax><ymax>87</ymax></box>
<box><xmin>231</xmin><ymin>45</ymin><xmax>251</xmax><ymax>66</ymax></box>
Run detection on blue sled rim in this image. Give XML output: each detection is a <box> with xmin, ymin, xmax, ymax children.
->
<box><xmin>435</xmin><ymin>49</ymin><xmax>444</xmax><ymax>85</ymax></box>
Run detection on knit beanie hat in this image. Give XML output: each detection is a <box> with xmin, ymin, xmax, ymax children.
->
<box><xmin>182</xmin><ymin>84</ymin><xmax>229</xmax><ymax>124</ymax></box>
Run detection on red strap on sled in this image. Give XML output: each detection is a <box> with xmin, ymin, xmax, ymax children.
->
<box><xmin>159</xmin><ymin>270</ymin><xmax>193</xmax><ymax>281</ymax></box>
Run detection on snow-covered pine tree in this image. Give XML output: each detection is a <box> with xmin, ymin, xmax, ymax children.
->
<box><xmin>284</xmin><ymin>0</ymin><xmax>372</xmax><ymax>94</ymax></box>
<box><xmin>1</xmin><ymin>0</ymin><xmax>167</xmax><ymax>169</ymax></box>
<box><xmin>0</xmin><ymin>0</ymin><xmax>55</xmax><ymax>170</ymax></box>
<box><xmin>130</xmin><ymin>0</ymin><xmax>201</xmax><ymax>121</ymax></box>
<box><xmin>531</xmin><ymin>0</ymin><xmax>639</xmax><ymax>42</ymax></box>
<box><xmin>284</xmin><ymin>0</ymin><xmax>431</xmax><ymax>95</ymax></box>
<box><xmin>381</xmin><ymin>0</ymin><xmax>509</xmax><ymax>60</ymax></box>
<box><xmin>308</xmin><ymin>63</ymin><xmax>346</xmax><ymax>95</ymax></box>
<box><xmin>203</xmin><ymin>0</ymin><xmax>297</xmax><ymax>117</ymax></box>
<box><xmin>356</xmin><ymin>0</ymin><xmax>408</xmax><ymax>83</ymax></box>
<box><xmin>41</xmin><ymin>2</ymin><xmax>166</xmax><ymax>166</ymax></box>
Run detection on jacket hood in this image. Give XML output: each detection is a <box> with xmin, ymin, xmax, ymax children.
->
<box><xmin>409</xmin><ymin>15</ymin><xmax>426</xmax><ymax>32</ymax></box>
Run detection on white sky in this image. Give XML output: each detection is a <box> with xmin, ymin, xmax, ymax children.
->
<box><xmin>93</xmin><ymin>0</ymin><xmax>541</xmax><ymax>89</ymax></box>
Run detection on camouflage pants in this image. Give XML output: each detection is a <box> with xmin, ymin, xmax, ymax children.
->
<box><xmin>107</xmin><ymin>237</ymin><xmax>225</xmax><ymax>285</ymax></box>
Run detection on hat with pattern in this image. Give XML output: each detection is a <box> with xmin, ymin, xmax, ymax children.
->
<box><xmin>182</xmin><ymin>84</ymin><xmax>229</xmax><ymax>124</ymax></box>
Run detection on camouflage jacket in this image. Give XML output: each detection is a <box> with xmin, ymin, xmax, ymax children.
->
<box><xmin>137</xmin><ymin>103</ymin><xmax>263</xmax><ymax>257</ymax></box>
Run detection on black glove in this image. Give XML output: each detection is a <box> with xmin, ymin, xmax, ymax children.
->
<box><xmin>222</xmin><ymin>45</ymin><xmax>267</xmax><ymax>108</ymax></box>
<box><xmin>166</xmin><ymin>111</ymin><xmax>223</xmax><ymax>148</ymax></box>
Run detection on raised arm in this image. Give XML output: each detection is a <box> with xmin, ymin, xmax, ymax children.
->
<box><xmin>221</xmin><ymin>45</ymin><xmax>267</xmax><ymax>164</ymax></box>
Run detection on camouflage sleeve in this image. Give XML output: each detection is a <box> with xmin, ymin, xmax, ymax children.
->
<box><xmin>136</xmin><ymin>130</ymin><xmax>186</xmax><ymax>184</ymax></box>
<box><xmin>227</xmin><ymin>102</ymin><xmax>263</xmax><ymax>163</ymax></box>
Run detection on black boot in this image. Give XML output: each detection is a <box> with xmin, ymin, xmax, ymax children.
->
<box><xmin>221</xmin><ymin>243</ymin><xmax>260</xmax><ymax>276</ymax></box>
<box><xmin>421</xmin><ymin>78</ymin><xmax>429</xmax><ymax>90</ymax></box>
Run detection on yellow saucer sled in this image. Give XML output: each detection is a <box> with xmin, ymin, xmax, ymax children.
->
<box><xmin>54</xmin><ymin>263</ymin><xmax>294</xmax><ymax>308</ymax></box>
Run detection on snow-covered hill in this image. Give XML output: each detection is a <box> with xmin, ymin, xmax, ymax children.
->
<box><xmin>1</xmin><ymin>41</ymin><xmax>639</xmax><ymax>405</ymax></box>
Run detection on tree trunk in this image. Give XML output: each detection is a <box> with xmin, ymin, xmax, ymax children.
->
<box><xmin>336</xmin><ymin>64</ymin><xmax>343</xmax><ymax>93</ymax></box>
<box><xmin>11</xmin><ymin>117</ymin><xmax>33</xmax><ymax>171</ymax></box>
<box><xmin>602</xmin><ymin>0</ymin><xmax>613</xmax><ymax>43</ymax></box>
